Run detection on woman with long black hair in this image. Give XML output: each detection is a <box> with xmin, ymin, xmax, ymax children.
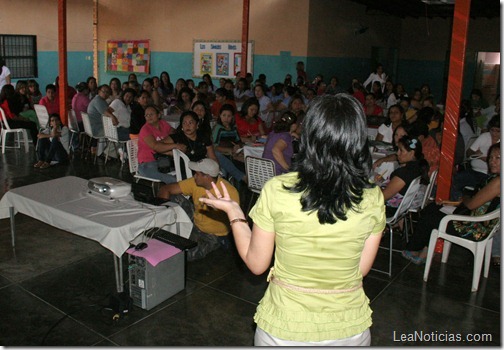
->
<box><xmin>199</xmin><ymin>94</ymin><xmax>386</xmax><ymax>346</ymax></box>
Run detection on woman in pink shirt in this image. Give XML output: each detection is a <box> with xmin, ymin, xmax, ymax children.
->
<box><xmin>137</xmin><ymin>105</ymin><xmax>186</xmax><ymax>184</ymax></box>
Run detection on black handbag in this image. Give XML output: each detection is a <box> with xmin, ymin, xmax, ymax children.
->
<box><xmin>154</xmin><ymin>153</ymin><xmax>172</xmax><ymax>173</ymax></box>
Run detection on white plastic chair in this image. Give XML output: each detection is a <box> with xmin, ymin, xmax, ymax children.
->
<box><xmin>34</xmin><ymin>104</ymin><xmax>50</xmax><ymax>130</ymax></box>
<box><xmin>173</xmin><ymin>148</ymin><xmax>192</xmax><ymax>182</ymax></box>
<box><xmin>102</xmin><ymin>115</ymin><xmax>127</xmax><ymax>165</ymax></box>
<box><xmin>408</xmin><ymin>169</ymin><xmax>438</xmax><ymax>235</ymax></box>
<box><xmin>372</xmin><ymin>176</ymin><xmax>422</xmax><ymax>277</ymax></box>
<box><xmin>81</xmin><ymin>112</ymin><xmax>105</xmax><ymax>163</ymax></box>
<box><xmin>126</xmin><ymin>139</ymin><xmax>162</xmax><ymax>196</ymax></box>
<box><xmin>423</xmin><ymin>208</ymin><xmax>500</xmax><ymax>292</ymax></box>
<box><xmin>67</xmin><ymin>109</ymin><xmax>85</xmax><ymax>157</ymax></box>
<box><xmin>245</xmin><ymin>156</ymin><xmax>276</xmax><ymax>212</ymax></box>
<box><xmin>0</xmin><ymin>107</ymin><xmax>29</xmax><ymax>154</ymax></box>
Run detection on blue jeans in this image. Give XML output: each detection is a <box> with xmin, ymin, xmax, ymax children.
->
<box><xmin>138</xmin><ymin>161</ymin><xmax>177</xmax><ymax>184</ymax></box>
<box><xmin>215</xmin><ymin>150</ymin><xmax>245</xmax><ymax>182</ymax></box>
<box><xmin>37</xmin><ymin>138</ymin><xmax>69</xmax><ymax>163</ymax></box>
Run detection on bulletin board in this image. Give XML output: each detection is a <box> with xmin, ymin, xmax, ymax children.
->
<box><xmin>106</xmin><ymin>40</ymin><xmax>150</xmax><ymax>73</ymax></box>
<box><xmin>193</xmin><ymin>40</ymin><xmax>253</xmax><ymax>79</ymax></box>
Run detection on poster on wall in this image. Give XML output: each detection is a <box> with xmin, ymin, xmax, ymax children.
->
<box><xmin>216</xmin><ymin>53</ymin><xmax>229</xmax><ymax>76</ymax></box>
<box><xmin>233</xmin><ymin>53</ymin><xmax>241</xmax><ymax>76</ymax></box>
<box><xmin>106</xmin><ymin>40</ymin><xmax>150</xmax><ymax>73</ymax></box>
<box><xmin>193</xmin><ymin>40</ymin><xmax>253</xmax><ymax>79</ymax></box>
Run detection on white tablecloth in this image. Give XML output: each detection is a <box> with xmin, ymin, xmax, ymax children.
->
<box><xmin>0</xmin><ymin>176</ymin><xmax>193</xmax><ymax>257</ymax></box>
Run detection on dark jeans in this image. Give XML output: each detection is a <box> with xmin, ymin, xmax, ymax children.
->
<box><xmin>451</xmin><ymin>169</ymin><xmax>488</xmax><ymax>201</ymax></box>
<box><xmin>37</xmin><ymin>137</ymin><xmax>69</xmax><ymax>163</ymax></box>
<box><xmin>406</xmin><ymin>202</ymin><xmax>456</xmax><ymax>251</ymax></box>
<box><xmin>169</xmin><ymin>194</ymin><xmax>230</xmax><ymax>261</ymax></box>
<box><xmin>8</xmin><ymin>118</ymin><xmax>38</xmax><ymax>146</ymax></box>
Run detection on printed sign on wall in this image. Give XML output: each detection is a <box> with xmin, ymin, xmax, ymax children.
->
<box><xmin>193</xmin><ymin>40</ymin><xmax>253</xmax><ymax>79</ymax></box>
<box><xmin>106</xmin><ymin>40</ymin><xmax>150</xmax><ymax>73</ymax></box>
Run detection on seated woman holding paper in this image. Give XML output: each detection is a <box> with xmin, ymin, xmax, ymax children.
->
<box><xmin>402</xmin><ymin>142</ymin><xmax>501</xmax><ymax>265</ymax></box>
<box><xmin>381</xmin><ymin>135</ymin><xmax>429</xmax><ymax>218</ymax></box>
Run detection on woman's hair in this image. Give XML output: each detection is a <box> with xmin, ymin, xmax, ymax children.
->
<box><xmin>288</xmin><ymin>94</ymin><xmax>374</xmax><ymax>224</ymax></box>
<box><xmin>159</xmin><ymin>71</ymin><xmax>173</xmax><ymax>88</ymax></box>
<box><xmin>240</xmin><ymin>97</ymin><xmax>260</xmax><ymax>118</ymax></box>
<box><xmin>15</xmin><ymin>80</ymin><xmax>27</xmax><ymax>92</ymax></box>
<box><xmin>27</xmin><ymin>79</ymin><xmax>40</xmax><ymax>93</ymax></box>
<box><xmin>109</xmin><ymin>77</ymin><xmax>121</xmax><ymax>91</ymax></box>
<box><xmin>487</xmin><ymin>114</ymin><xmax>500</xmax><ymax>129</ymax></box>
<box><xmin>202</xmin><ymin>73</ymin><xmax>214</xmax><ymax>88</ymax></box>
<box><xmin>391</xmin><ymin>122</ymin><xmax>412</xmax><ymax>148</ymax></box>
<box><xmin>178</xmin><ymin>110</ymin><xmax>199</xmax><ymax>133</ymax></box>
<box><xmin>177</xmin><ymin>87</ymin><xmax>195</xmax><ymax>104</ymax></box>
<box><xmin>0</xmin><ymin>84</ymin><xmax>15</xmax><ymax>102</ymax></box>
<box><xmin>120</xmin><ymin>88</ymin><xmax>137</xmax><ymax>101</ymax></box>
<box><xmin>254</xmin><ymin>83</ymin><xmax>267</xmax><ymax>96</ymax></box>
<box><xmin>86</xmin><ymin>76</ymin><xmax>97</xmax><ymax>84</ymax></box>
<box><xmin>396</xmin><ymin>135</ymin><xmax>430</xmax><ymax>184</ymax></box>
<box><xmin>273</xmin><ymin>111</ymin><xmax>296</xmax><ymax>133</ymax></box>
<box><xmin>487</xmin><ymin>142</ymin><xmax>500</xmax><ymax>168</ymax></box>
<box><xmin>387</xmin><ymin>104</ymin><xmax>405</xmax><ymax>122</ymax></box>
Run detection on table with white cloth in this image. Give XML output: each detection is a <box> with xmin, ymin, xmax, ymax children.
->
<box><xmin>243</xmin><ymin>143</ymin><xmax>265</xmax><ymax>159</ymax></box>
<box><xmin>0</xmin><ymin>176</ymin><xmax>193</xmax><ymax>292</ymax></box>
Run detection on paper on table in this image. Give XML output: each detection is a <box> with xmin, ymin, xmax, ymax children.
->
<box><xmin>126</xmin><ymin>238</ymin><xmax>182</xmax><ymax>267</ymax></box>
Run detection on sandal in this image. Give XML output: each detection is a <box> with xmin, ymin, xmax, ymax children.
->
<box><xmin>33</xmin><ymin>161</ymin><xmax>44</xmax><ymax>168</ymax></box>
<box><xmin>39</xmin><ymin>162</ymin><xmax>51</xmax><ymax>169</ymax></box>
<box><xmin>401</xmin><ymin>250</ymin><xmax>426</xmax><ymax>265</ymax></box>
<box><xmin>492</xmin><ymin>256</ymin><xmax>500</xmax><ymax>267</ymax></box>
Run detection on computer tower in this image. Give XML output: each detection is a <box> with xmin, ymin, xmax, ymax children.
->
<box><xmin>128</xmin><ymin>248</ymin><xmax>185</xmax><ymax>310</ymax></box>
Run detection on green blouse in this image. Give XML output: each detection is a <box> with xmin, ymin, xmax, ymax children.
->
<box><xmin>249</xmin><ymin>172</ymin><xmax>386</xmax><ymax>342</ymax></box>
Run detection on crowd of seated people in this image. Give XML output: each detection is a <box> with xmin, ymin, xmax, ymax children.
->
<box><xmin>3</xmin><ymin>66</ymin><xmax>494</xmax><ymax>199</ymax></box>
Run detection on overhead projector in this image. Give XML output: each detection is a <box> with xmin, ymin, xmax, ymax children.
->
<box><xmin>87</xmin><ymin>177</ymin><xmax>131</xmax><ymax>199</ymax></box>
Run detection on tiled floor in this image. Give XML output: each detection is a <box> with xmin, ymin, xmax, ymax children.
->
<box><xmin>0</xmin><ymin>144</ymin><xmax>500</xmax><ymax>346</ymax></box>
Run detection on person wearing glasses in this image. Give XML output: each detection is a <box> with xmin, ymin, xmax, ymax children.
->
<box><xmin>87</xmin><ymin>84</ymin><xmax>113</xmax><ymax>155</ymax></box>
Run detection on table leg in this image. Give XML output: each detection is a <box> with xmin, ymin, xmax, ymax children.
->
<box><xmin>113</xmin><ymin>254</ymin><xmax>124</xmax><ymax>293</ymax></box>
<box><xmin>9</xmin><ymin>207</ymin><xmax>15</xmax><ymax>247</ymax></box>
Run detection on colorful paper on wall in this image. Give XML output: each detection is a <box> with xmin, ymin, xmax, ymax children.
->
<box><xmin>107</xmin><ymin>40</ymin><xmax>150</xmax><ymax>73</ymax></box>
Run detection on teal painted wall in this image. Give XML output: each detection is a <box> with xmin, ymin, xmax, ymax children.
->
<box><xmin>17</xmin><ymin>50</ymin><xmax>476</xmax><ymax>105</ymax></box>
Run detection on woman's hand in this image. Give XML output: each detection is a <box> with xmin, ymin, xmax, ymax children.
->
<box><xmin>199</xmin><ymin>181</ymin><xmax>245</xmax><ymax>219</ymax></box>
<box><xmin>372</xmin><ymin>158</ymin><xmax>384</xmax><ymax>170</ymax></box>
<box><xmin>176</xmin><ymin>143</ymin><xmax>187</xmax><ymax>152</ymax></box>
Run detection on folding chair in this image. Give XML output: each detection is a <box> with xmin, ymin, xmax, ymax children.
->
<box><xmin>408</xmin><ymin>169</ymin><xmax>438</xmax><ymax>235</ymax></box>
<box><xmin>423</xmin><ymin>208</ymin><xmax>500</xmax><ymax>292</ymax></box>
<box><xmin>173</xmin><ymin>148</ymin><xmax>192</xmax><ymax>182</ymax></box>
<box><xmin>372</xmin><ymin>176</ymin><xmax>422</xmax><ymax>277</ymax></box>
<box><xmin>34</xmin><ymin>104</ymin><xmax>50</xmax><ymax>130</ymax></box>
<box><xmin>0</xmin><ymin>107</ymin><xmax>29</xmax><ymax>154</ymax></box>
<box><xmin>81</xmin><ymin>112</ymin><xmax>105</xmax><ymax>163</ymax></box>
<box><xmin>126</xmin><ymin>139</ymin><xmax>162</xmax><ymax>196</ymax></box>
<box><xmin>245</xmin><ymin>156</ymin><xmax>276</xmax><ymax>212</ymax></box>
<box><xmin>102</xmin><ymin>115</ymin><xmax>127</xmax><ymax>166</ymax></box>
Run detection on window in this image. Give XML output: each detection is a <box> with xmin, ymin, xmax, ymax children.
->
<box><xmin>0</xmin><ymin>35</ymin><xmax>38</xmax><ymax>78</ymax></box>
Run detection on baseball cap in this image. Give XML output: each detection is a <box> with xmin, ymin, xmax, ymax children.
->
<box><xmin>188</xmin><ymin>158</ymin><xmax>220</xmax><ymax>177</ymax></box>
